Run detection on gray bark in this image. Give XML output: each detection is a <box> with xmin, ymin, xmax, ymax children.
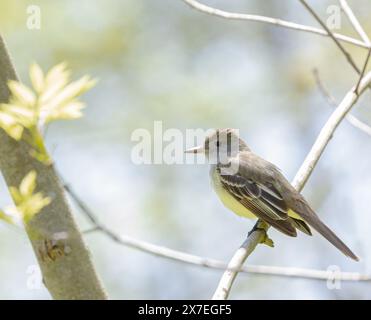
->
<box><xmin>0</xmin><ymin>35</ymin><xmax>107</xmax><ymax>299</ymax></box>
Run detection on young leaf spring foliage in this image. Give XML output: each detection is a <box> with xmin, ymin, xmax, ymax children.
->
<box><xmin>0</xmin><ymin>63</ymin><xmax>97</xmax><ymax>163</ymax></box>
<box><xmin>0</xmin><ymin>171</ymin><xmax>51</xmax><ymax>225</ymax></box>
<box><xmin>0</xmin><ymin>208</ymin><xmax>14</xmax><ymax>225</ymax></box>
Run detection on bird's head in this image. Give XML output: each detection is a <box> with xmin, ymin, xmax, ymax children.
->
<box><xmin>185</xmin><ymin>128</ymin><xmax>249</xmax><ymax>162</ymax></box>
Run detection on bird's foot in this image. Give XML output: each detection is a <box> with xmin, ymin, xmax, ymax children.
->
<box><xmin>260</xmin><ymin>232</ymin><xmax>274</xmax><ymax>247</ymax></box>
<box><xmin>248</xmin><ymin>221</ymin><xmax>274</xmax><ymax>247</ymax></box>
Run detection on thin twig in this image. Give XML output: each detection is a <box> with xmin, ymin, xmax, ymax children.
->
<box><xmin>299</xmin><ymin>0</ymin><xmax>362</xmax><ymax>75</ymax></box>
<box><xmin>293</xmin><ymin>71</ymin><xmax>371</xmax><ymax>190</ymax></box>
<box><xmin>300</xmin><ymin>1</ymin><xmax>371</xmax><ymax>95</ymax></box>
<box><xmin>354</xmin><ymin>47</ymin><xmax>371</xmax><ymax>94</ymax></box>
<box><xmin>313</xmin><ymin>69</ymin><xmax>339</xmax><ymax>107</ymax></box>
<box><xmin>345</xmin><ymin>113</ymin><xmax>371</xmax><ymax>136</ymax></box>
<box><xmin>213</xmin><ymin>70</ymin><xmax>371</xmax><ymax>300</ymax></box>
<box><xmin>339</xmin><ymin>0</ymin><xmax>371</xmax><ymax>45</ymax></box>
<box><xmin>82</xmin><ymin>226</ymin><xmax>101</xmax><ymax>234</ymax></box>
<box><xmin>181</xmin><ymin>0</ymin><xmax>369</xmax><ymax>49</ymax></box>
<box><xmin>313</xmin><ymin>68</ymin><xmax>371</xmax><ymax>136</ymax></box>
<box><xmin>182</xmin><ymin>0</ymin><xmax>371</xmax><ymax>134</ymax></box>
<box><xmin>61</xmin><ymin>178</ymin><xmax>370</xmax><ymax>282</ymax></box>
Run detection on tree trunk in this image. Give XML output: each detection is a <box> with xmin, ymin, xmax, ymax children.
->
<box><xmin>0</xmin><ymin>35</ymin><xmax>107</xmax><ymax>300</ymax></box>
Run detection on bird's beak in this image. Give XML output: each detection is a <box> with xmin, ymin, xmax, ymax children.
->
<box><xmin>184</xmin><ymin>145</ymin><xmax>205</xmax><ymax>154</ymax></box>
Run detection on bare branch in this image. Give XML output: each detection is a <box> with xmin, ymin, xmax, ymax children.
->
<box><xmin>345</xmin><ymin>113</ymin><xmax>371</xmax><ymax>136</ymax></box>
<box><xmin>339</xmin><ymin>0</ymin><xmax>371</xmax><ymax>45</ymax></box>
<box><xmin>299</xmin><ymin>0</ymin><xmax>362</xmax><ymax>75</ymax></box>
<box><xmin>355</xmin><ymin>47</ymin><xmax>371</xmax><ymax>94</ymax></box>
<box><xmin>299</xmin><ymin>1</ymin><xmax>371</xmax><ymax>95</ymax></box>
<box><xmin>62</xmin><ymin>177</ymin><xmax>370</xmax><ymax>282</ymax></box>
<box><xmin>181</xmin><ymin>0</ymin><xmax>369</xmax><ymax>49</ymax></box>
<box><xmin>313</xmin><ymin>69</ymin><xmax>339</xmax><ymax>107</ymax></box>
<box><xmin>212</xmin><ymin>221</ymin><xmax>268</xmax><ymax>300</ymax></box>
<box><xmin>313</xmin><ymin>68</ymin><xmax>371</xmax><ymax>136</ymax></box>
<box><xmin>182</xmin><ymin>0</ymin><xmax>371</xmax><ymax>134</ymax></box>
<box><xmin>293</xmin><ymin>71</ymin><xmax>371</xmax><ymax>190</ymax></box>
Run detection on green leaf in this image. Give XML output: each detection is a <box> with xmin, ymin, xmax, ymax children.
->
<box><xmin>0</xmin><ymin>111</ymin><xmax>24</xmax><ymax>140</ymax></box>
<box><xmin>2</xmin><ymin>104</ymin><xmax>35</xmax><ymax>128</ymax></box>
<box><xmin>4</xmin><ymin>104</ymin><xmax>34</xmax><ymax>118</ymax></box>
<box><xmin>0</xmin><ymin>110</ymin><xmax>18</xmax><ymax>126</ymax></box>
<box><xmin>19</xmin><ymin>170</ymin><xmax>37</xmax><ymax>197</ymax></box>
<box><xmin>0</xmin><ymin>62</ymin><xmax>97</xmax><ymax>164</ymax></box>
<box><xmin>8</xmin><ymin>171</ymin><xmax>51</xmax><ymax>224</ymax></box>
<box><xmin>30</xmin><ymin>63</ymin><xmax>45</xmax><ymax>94</ymax></box>
<box><xmin>45</xmin><ymin>62</ymin><xmax>70</xmax><ymax>85</ymax></box>
<box><xmin>7</xmin><ymin>80</ymin><xmax>36</xmax><ymax>107</ymax></box>
<box><xmin>45</xmin><ymin>101</ymin><xmax>85</xmax><ymax>122</ymax></box>
<box><xmin>9</xmin><ymin>186</ymin><xmax>22</xmax><ymax>205</ymax></box>
<box><xmin>21</xmin><ymin>193</ymin><xmax>51</xmax><ymax>224</ymax></box>
<box><xmin>7</xmin><ymin>125</ymin><xmax>24</xmax><ymax>140</ymax></box>
<box><xmin>42</xmin><ymin>76</ymin><xmax>96</xmax><ymax>112</ymax></box>
<box><xmin>29</xmin><ymin>148</ymin><xmax>52</xmax><ymax>164</ymax></box>
<box><xmin>40</xmin><ymin>63</ymin><xmax>70</xmax><ymax>104</ymax></box>
<box><xmin>0</xmin><ymin>209</ymin><xmax>14</xmax><ymax>225</ymax></box>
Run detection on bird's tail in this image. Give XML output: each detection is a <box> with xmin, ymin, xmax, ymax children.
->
<box><xmin>304</xmin><ymin>213</ymin><xmax>359</xmax><ymax>261</ymax></box>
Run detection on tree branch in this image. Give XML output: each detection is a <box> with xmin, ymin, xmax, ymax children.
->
<box><xmin>339</xmin><ymin>0</ymin><xmax>371</xmax><ymax>45</ymax></box>
<box><xmin>0</xmin><ymin>35</ymin><xmax>107</xmax><ymax>299</ymax></box>
<box><xmin>293</xmin><ymin>70</ymin><xmax>371</xmax><ymax>189</ymax></box>
<box><xmin>182</xmin><ymin>0</ymin><xmax>369</xmax><ymax>49</ymax></box>
<box><xmin>354</xmin><ymin>47</ymin><xmax>371</xmax><ymax>94</ymax></box>
<box><xmin>313</xmin><ymin>68</ymin><xmax>371</xmax><ymax>137</ymax></box>
<box><xmin>182</xmin><ymin>0</ymin><xmax>371</xmax><ymax>136</ymax></box>
<box><xmin>298</xmin><ymin>0</ymin><xmax>362</xmax><ymax>75</ymax></box>
<box><xmin>62</xmin><ymin>178</ymin><xmax>370</xmax><ymax>282</ymax></box>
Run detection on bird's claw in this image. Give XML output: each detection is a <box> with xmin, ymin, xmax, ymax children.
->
<box><xmin>260</xmin><ymin>232</ymin><xmax>274</xmax><ymax>247</ymax></box>
<box><xmin>248</xmin><ymin>222</ymin><xmax>274</xmax><ymax>247</ymax></box>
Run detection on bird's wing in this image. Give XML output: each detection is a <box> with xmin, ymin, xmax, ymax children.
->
<box><xmin>226</xmin><ymin>153</ymin><xmax>358</xmax><ymax>261</ymax></box>
<box><xmin>218</xmin><ymin>169</ymin><xmax>297</xmax><ymax>237</ymax></box>
<box><xmin>219</xmin><ymin>172</ymin><xmax>288</xmax><ymax>221</ymax></box>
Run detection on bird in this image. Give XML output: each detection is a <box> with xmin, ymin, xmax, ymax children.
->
<box><xmin>185</xmin><ymin>128</ymin><xmax>359</xmax><ymax>261</ymax></box>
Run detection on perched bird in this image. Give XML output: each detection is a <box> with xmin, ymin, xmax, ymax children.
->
<box><xmin>185</xmin><ymin>128</ymin><xmax>358</xmax><ymax>261</ymax></box>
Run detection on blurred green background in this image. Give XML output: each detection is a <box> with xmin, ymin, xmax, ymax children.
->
<box><xmin>1</xmin><ymin>0</ymin><xmax>371</xmax><ymax>299</ymax></box>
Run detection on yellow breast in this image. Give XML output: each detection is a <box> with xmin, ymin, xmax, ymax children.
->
<box><xmin>210</xmin><ymin>166</ymin><xmax>256</xmax><ymax>219</ymax></box>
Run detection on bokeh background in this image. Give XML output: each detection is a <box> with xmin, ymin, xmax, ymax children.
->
<box><xmin>1</xmin><ymin>0</ymin><xmax>371</xmax><ymax>299</ymax></box>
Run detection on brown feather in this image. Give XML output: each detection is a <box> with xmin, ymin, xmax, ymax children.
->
<box><xmin>234</xmin><ymin>151</ymin><xmax>359</xmax><ymax>261</ymax></box>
